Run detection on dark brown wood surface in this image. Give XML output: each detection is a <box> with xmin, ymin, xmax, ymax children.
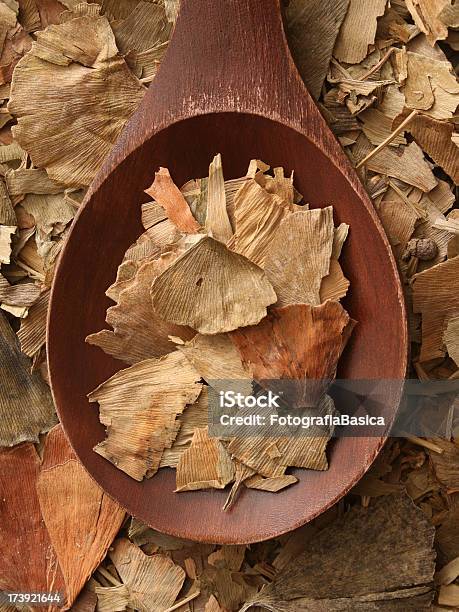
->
<box><xmin>47</xmin><ymin>0</ymin><xmax>408</xmax><ymax>544</ymax></box>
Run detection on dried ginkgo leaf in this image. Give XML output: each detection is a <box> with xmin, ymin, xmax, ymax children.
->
<box><xmin>334</xmin><ymin>0</ymin><xmax>387</xmax><ymax>64</ymax></box>
<box><xmin>227</xmin><ymin>179</ymin><xmax>294</xmax><ymax>267</ymax></box>
<box><xmin>109</xmin><ymin>538</ymin><xmax>185</xmax><ymax>612</ymax></box>
<box><xmin>230</xmin><ymin>302</ymin><xmax>352</xmax><ymax>408</ymax></box>
<box><xmin>428</xmin><ymin>438</ymin><xmax>459</xmax><ymax>490</ymax></box>
<box><xmin>412</xmin><ymin>256</ymin><xmax>459</xmax><ymax>362</ymax></box>
<box><xmin>244</xmin><ymin>474</ymin><xmax>298</xmax><ymax>492</ymax></box>
<box><xmin>160</xmin><ymin>388</ymin><xmax>209</xmax><ymax>468</ymax></box>
<box><xmin>405</xmin><ymin>0</ymin><xmax>449</xmax><ymax>44</ymax></box>
<box><xmin>264</xmin><ymin>208</ymin><xmax>334</xmax><ymax>306</ymax></box>
<box><xmin>240</xmin><ymin>494</ymin><xmax>435</xmax><ymax>611</ymax></box>
<box><xmin>9</xmin><ymin>14</ymin><xmax>145</xmax><ymax>187</ymax></box>
<box><xmin>86</xmin><ymin>252</ymin><xmax>194</xmax><ymax>365</ymax></box>
<box><xmin>285</xmin><ymin>0</ymin><xmax>350</xmax><ymax>100</ymax></box>
<box><xmin>37</xmin><ymin>425</ymin><xmax>125</xmax><ymax>607</ymax></box>
<box><xmin>17</xmin><ymin>289</ymin><xmax>49</xmax><ymax>357</ymax></box>
<box><xmin>176</xmin><ymin>427</ymin><xmax>235</xmax><ymax>492</ymax></box>
<box><xmin>205</xmin><ymin>153</ymin><xmax>232</xmax><ymax>243</ymax></box>
<box><xmin>0</xmin><ymin>274</ymin><xmax>40</xmax><ymax>309</ymax></box>
<box><xmin>177</xmin><ymin>333</ymin><xmax>252</xmax><ymax>394</ymax></box>
<box><xmin>444</xmin><ymin>316</ymin><xmax>459</xmax><ymax>366</ymax></box>
<box><xmin>151</xmin><ymin>236</ymin><xmax>277</xmax><ymax>335</ymax></box>
<box><xmin>145</xmin><ymin>167</ymin><xmax>200</xmax><ymax>233</ymax></box>
<box><xmin>88</xmin><ymin>351</ymin><xmax>202</xmax><ymax>481</ymax></box>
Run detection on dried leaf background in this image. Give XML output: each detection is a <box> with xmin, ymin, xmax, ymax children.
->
<box><xmin>0</xmin><ymin>0</ymin><xmax>458</xmax><ymax>610</ymax></box>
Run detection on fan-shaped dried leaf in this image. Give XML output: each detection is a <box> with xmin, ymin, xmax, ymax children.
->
<box><xmin>88</xmin><ymin>351</ymin><xmax>202</xmax><ymax>481</ymax></box>
<box><xmin>404</xmin><ymin>52</ymin><xmax>459</xmax><ymax>119</ymax></box>
<box><xmin>145</xmin><ymin>167</ymin><xmax>200</xmax><ymax>233</ymax></box>
<box><xmin>176</xmin><ymin>427</ymin><xmax>235</xmax><ymax>492</ymax></box>
<box><xmin>160</xmin><ymin>388</ymin><xmax>209</xmax><ymax>468</ymax></box>
<box><xmin>86</xmin><ymin>252</ymin><xmax>194</xmax><ymax>365</ymax></box>
<box><xmin>37</xmin><ymin>425</ymin><xmax>125</xmax><ymax>607</ymax></box>
<box><xmin>230</xmin><ymin>302</ymin><xmax>352</xmax><ymax>408</ymax></box>
<box><xmin>21</xmin><ymin>192</ymin><xmax>75</xmax><ymax>241</ymax></box>
<box><xmin>177</xmin><ymin>333</ymin><xmax>251</xmax><ymax>394</ymax></box>
<box><xmin>406</xmin><ymin>0</ymin><xmax>450</xmax><ymax>44</ymax></box>
<box><xmin>111</xmin><ymin>0</ymin><xmax>171</xmax><ymax>55</ymax></box>
<box><xmin>244</xmin><ymin>474</ymin><xmax>298</xmax><ymax>492</ymax></box>
<box><xmin>334</xmin><ymin>0</ymin><xmax>387</xmax><ymax>64</ymax></box>
<box><xmin>227</xmin><ymin>179</ymin><xmax>294</xmax><ymax>267</ymax></box>
<box><xmin>9</xmin><ymin>14</ymin><xmax>145</xmax><ymax>187</ymax></box>
<box><xmin>412</xmin><ymin>256</ymin><xmax>459</xmax><ymax>362</ymax></box>
<box><xmin>205</xmin><ymin>153</ymin><xmax>232</xmax><ymax>243</ymax></box>
<box><xmin>444</xmin><ymin>316</ymin><xmax>459</xmax><ymax>366</ymax></box>
<box><xmin>361</xmin><ymin>108</ymin><xmax>407</xmax><ymax>146</ymax></box>
<box><xmin>240</xmin><ymin>494</ymin><xmax>435</xmax><ymax>611</ymax></box>
<box><xmin>264</xmin><ymin>208</ymin><xmax>334</xmax><ymax>307</ymax></box>
<box><xmin>17</xmin><ymin>289</ymin><xmax>49</xmax><ymax>357</ymax></box>
<box><xmin>5</xmin><ymin>167</ymin><xmax>63</xmax><ymax>198</ymax></box>
<box><xmin>109</xmin><ymin>538</ymin><xmax>186</xmax><ymax>612</ymax></box>
<box><xmin>285</xmin><ymin>0</ymin><xmax>350</xmax><ymax>100</ymax></box>
<box><xmin>0</xmin><ymin>310</ymin><xmax>56</xmax><ymax>446</ymax></box>
<box><xmin>151</xmin><ymin>236</ymin><xmax>276</xmax><ymax>335</ymax></box>
<box><xmin>122</xmin><ymin>219</ymin><xmax>181</xmax><ymax>265</ymax></box>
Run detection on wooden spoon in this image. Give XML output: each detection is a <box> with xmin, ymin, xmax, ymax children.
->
<box><xmin>48</xmin><ymin>0</ymin><xmax>408</xmax><ymax>544</ymax></box>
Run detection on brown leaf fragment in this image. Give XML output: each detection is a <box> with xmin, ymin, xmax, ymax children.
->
<box><xmin>9</xmin><ymin>15</ymin><xmax>145</xmax><ymax>187</ymax></box>
<box><xmin>334</xmin><ymin>0</ymin><xmax>387</xmax><ymax>64</ymax></box>
<box><xmin>141</xmin><ymin>200</ymin><xmax>167</xmax><ymax>230</ymax></box>
<box><xmin>244</xmin><ymin>474</ymin><xmax>298</xmax><ymax>492</ymax></box>
<box><xmin>177</xmin><ymin>333</ymin><xmax>251</xmax><ymax>394</ymax></box>
<box><xmin>355</xmin><ymin>136</ymin><xmax>438</xmax><ymax>192</ymax></box>
<box><xmin>205</xmin><ymin>153</ymin><xmax>232</xmax><ymax>244</ymax></box>
<box><xmin>111</xmin><ymin>0</ymin><xmax>171</xmax><ymax>55</ymax></box>
<box><xmin>160</xmin><ymin>388</ymin><xmax>209</xmax><ymax>468</ymax></box>
<box><xmin>227</xmin><ymin>179</ymin><xmax>293</xmax><ymax>267</ymax></box>
<box><xmin>444</xmin><ymin>316</ymin><xmax>459</xmax><ymax>366</ymax></box>
<box><xmin>86</xmin><ymin>252</ymin><xmax>194</xmax><ymax>365</ymax></box>
<box><xmin>17</xmin><ymin>288</ymin><xmax>48</xmax><ymax>357</ymax></box>
<box><xmin>284</xmin><ymin>0</ymin><xmax>350</xmax><ymax>99</ymax></box>
<box><xmin>151</xmin><ymin>236</ymin><xmax>276</xmax><ymax>335</ymax></box>
<box><xmin>205</xmin><ymin>594</ymin><xmax>224</xmax><ymax>612</ymax></box>
<box><xmin>437</xmin><ymin>499</ymin><xmax>459</xmax><ymax>563</ymax></box>
<box><xmin>88</xmin><ymin>351</ymin><xmax>202</xmax><ymax>481</ymax></box>
<box><xmin>5</xmin><ymin>167</ymin><xmax>63</xmax><ymax>199</ymax></box>
<box><xmin>145</xmin><ymin>167</ymin><xmax>200</xmax><ymax>233</ymax></box>
<box><xmin>404</xmin><ymin>52</ymin><xmax>459</xmax><ymax>119</ymax></box>
<box><xmin>264</xmin><ymin>207</ymin><xmax>334</xmax><ymax>306</ymax></box>
<box><xmin>21</xmin><ymin>192</ymin><xmax>75</xmax><ymax>241</ymax></box>
<box><xmin>360</xmin><ymin>108</ymin><xmax>407</xmax><ymax>147</ymax></box>
<box><xmin>412</xmin><ymin>256</ymin><xmax>459</xmax><ymax>362</ymax></box>
<box><xmin>0</xmin><ymin>443</ymin><xmax>66</xmax><ymax>600</ymax></box>
<box><xmin>428</xmin><ymin>438</ymin><xmax>459</xmax><ymax>490</ymax></box>
<box><xmin>240</xmin><ymin>494</ymin><xmax>435</xmax><ymax>611</ymax></box>
<box><xmin>230</xmin><ymin>302</ymin><xmax>352</xmax><ymax>408</ymax></box>
<box><xmin>208</xmin><ymin>545</ymin><xmax>246</xmax><ymax>572</ymax></box>
<box><xmin>0</xmin><ymin>274</ymin><xmax>40</xmax><ymax>308</ymax></box>
<box><xmin>175</xmin><ymin>427</ymin><xmax>235</xmax><ymax>492</ymax></box>
<box><xmin>37</xmin><ymin>425</ymin><xmax>125</xmax><ymax>608</ymax></box>
<box><xmin>0</xmin><ymin>224</ymin><xmax>15</xmax><ymax>263</ymax></box>
<box><xmin>109</xmin><ymin>538</ymin><xmax>186</xmax><ymax>612</ymax></box>
<box><xmin>320</xmin><ymin>259</ymin><xmax>350</xmax><ymax>302</ymax></box>
<box><xmin>0</xmin><ymin>310</ymin><xmax>56</xmax><ymax>446</ymax></box>
<box><xmin>405</xmin><ymin>0</ymin><xmax>450</xmax><ymax>44</ymax></box>
<box><xmin>406</xmin><ymin>114</ymin><xmax>459</xmax><ymax>184</ymax></box>
<box><xmin>0</xmin><ymin>178</ymin><xmax>15</xmax><ymax>225</ymax></box>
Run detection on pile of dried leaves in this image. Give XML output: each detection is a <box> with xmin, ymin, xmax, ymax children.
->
<box><xmin>0</xmin><ymin>0</ymin><xmax>458</xmax><ymax>610</ymax></box>
<box><xmin>85</xmin><ymin>155</ymin><xmax>353</xmax><ymax>505</ymax></box>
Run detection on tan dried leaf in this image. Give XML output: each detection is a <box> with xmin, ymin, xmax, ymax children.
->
<box><xmin>0</xmin><ymin>224</ymin><xmax>15</xmax><ymax>263</ymax></box>
<box><xmin>241</xmin><ymin>495</ymin><xmax>435</xmax><ymax>611</ymax></box>
<box><xmin>0</xmin><ymin>274</ymin><xmax>40</xmax><ymax>308</ymax></box>
<box><xmin>244</xmin><ymin>474</ymin><xmax>298</xmax><ymax>492</ymax></box>
<box><xmin>444</xmin><ymin>316</ymin><xmax>459</xmax><ymax>366</ymax></box>
<box><xmin>176</xmin><ymin>427</ymin><xmax>235</xmax><ymax>492</ymax></box>
<box><xmin>111</xmin><ymin>0</ymin><xmax>171</xmax><ymax>55</ymax></box>
<box><xmin>404</xmin><ymin>52</ymin><xmax>459</xmax><ymax>119</ymax></box>
<box><xmin>9</xmin><ymin>15</ymin><xmax>145</xmax><ymax>187</ymax></box>
<box><xmin>227</xmin><ymin>178</ymin><xmax>294</xmax><ymax>267</ymax></box>
<box><xmin>86</xmin><ymin>252</ymin><xmax>194</xmax><ymax>365</ymax></box>
<box><xmin>208</xmin><ymin>545</ymin><xmax>246</xmax><ymax>572</ymax></box>
<box><xmin>205</xmin><ymin>153</ymin><xmax>232</xmax><ymax>243</ymax></box>
<box><xmin>264</xmin><ymin>207</ymin><xmax>334</xmax><ymax>306</ymax></box>
<box><xmin>412</xmin><ymin>256</ymin><xmax>459</xmax><ymax>362</ymax></box>
<box><xmin>405</xmin><ymin>0</ymin><xmax>450</xmax><ymax>44</ymax></box>
<box><xmin>360</xmin><ymin>108</ymin><xmax>407</xmax><ymax>147</ymax></box>
<box><xmin>21</xmin><ymin>192</ymin><xmax>75</xmax><ymax>241</ymax></box>
<box><xmin>0</xmin><ymin>310</ymin><xmax>56</xmax><ymax>446</ymax></box>
<box><xmin>334</xmin><ymin>0</ymin><xmax>387</xmax><ymax>64</ymax></box>
<box><xmin>428</xmin><ymin>438</ymin><xmax>459</xmax><ymax>490</ymax></box>
<box><xmin>17</xmin><ymin>289</ymin><xmax>49</xmax><ymax>357</ymax></box>
<box><xmin>151</xmin><ymin>236</ymin><xmax>276</xmax><ymax>334</ymax></box>
<box><xmin>177</xmin><ymin>333</ymin><xmax>251</xmax><ymax>394</ymax></box>
<box><xmin>145</xmin><ymin>167</ymin><xmax>200</xmax><ymax>233</ymax></box>
<box><xmin>88</xmin><ymin>351</ymin><xmax>202</xmax><ymax>481</ymax></box>
<box><xmin>109</xmin><ymin>538</ymin><xmax>185</xmax><ymax>612</ymax></box>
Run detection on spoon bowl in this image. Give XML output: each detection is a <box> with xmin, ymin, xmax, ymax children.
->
<box><xmin>48</xmin><ymin>1</ymin><xmax>408</xmax><ymax>544</ymax></box>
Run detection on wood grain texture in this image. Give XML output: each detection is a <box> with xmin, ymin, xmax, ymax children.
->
<box><xmin>47</xmin><ymin>0</ymin><xmax>408</xmax><ymax>544</ymax></box>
